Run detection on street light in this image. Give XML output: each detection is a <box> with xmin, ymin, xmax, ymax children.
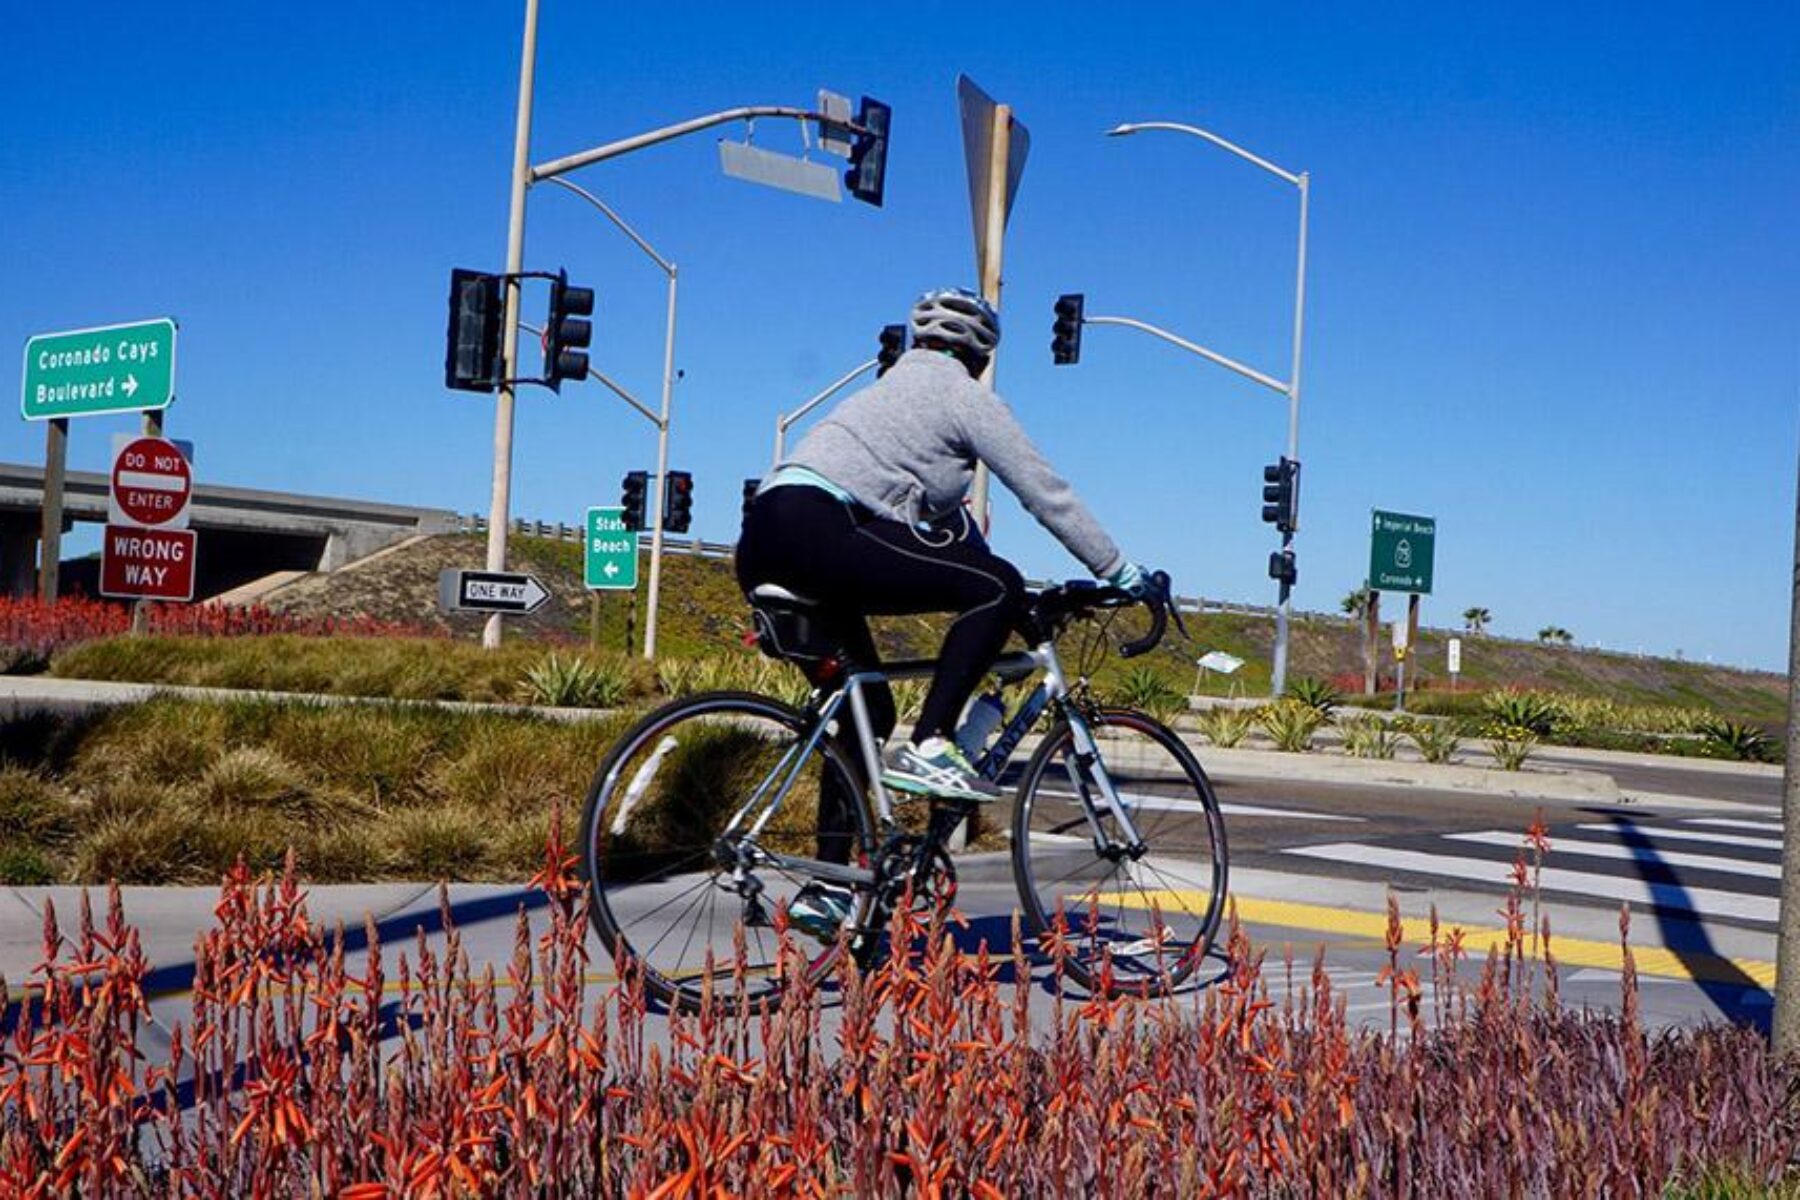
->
<box><xmin>542</xmin><ymin>177</ymin><xmax>679</xmax><ymax>662</ymax></box>
<box><xmin>1106</xmin><ymin>119</ymin><xmax>1311</xmax><ymax>697</ymax></box>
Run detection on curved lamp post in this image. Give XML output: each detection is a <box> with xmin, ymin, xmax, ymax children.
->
<box><xmin>1107</xmin><ymin>120</ymin><xmax>1310</xmax><ymax>696</ymax></box>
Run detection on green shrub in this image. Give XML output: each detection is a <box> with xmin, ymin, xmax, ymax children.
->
<box><xmin>1195</xmin><ymin>706</ymin><xmax>1255</xmax><ymax>749</ymax></box>
<box><xmin>1408</xmin><ymin>720</ymin><xmax>1463</xmax><ymax>765</ymax></box>
<box><xmin>1259</xmin><ymin>701</ymin><xmax>1325</xmax><ymax>753</ymax></box>
<box><xmin>1340</xmin><ymin>714</ymin><xmax>1398</xmax><ymax>759</ymax></box>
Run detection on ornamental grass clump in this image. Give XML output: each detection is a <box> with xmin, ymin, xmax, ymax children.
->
<box><xmin>1407</xmin><ymin>718</ymin><xmax>1463</xmax><ymax>765</ymax></box>
<box><xmin>3</xmin><ymin>819</ymin><xmax>1797</xmax><ymax>1196</ymax></box>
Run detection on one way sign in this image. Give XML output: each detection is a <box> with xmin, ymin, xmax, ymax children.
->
<box><xmin>438</xmin><ymin>569</ymin><xmax>552</xmax><ymax>615</ymax></box>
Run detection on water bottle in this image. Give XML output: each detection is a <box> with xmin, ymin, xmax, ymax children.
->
<box><xmin>955</xmin><ymin>690</ymin><xmax>1006</xmax><ymax>760</ymax></box>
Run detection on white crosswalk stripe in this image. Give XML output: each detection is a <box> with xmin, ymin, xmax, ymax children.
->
<box><xmin>1284</xmin><ymin>811</ymin><xmax>1784</xmax><ymax>926</ymax></box>
<box><xmin>1445</xmin><ymin>830</ymin><xmax>1779</xmax><ymax>880</ymax></box>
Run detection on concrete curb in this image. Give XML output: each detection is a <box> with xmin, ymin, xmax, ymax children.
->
<box><xmin>1194</xmin><ymin>744</ymin><xmax>1621</xmax><ymax>804</ymax></box>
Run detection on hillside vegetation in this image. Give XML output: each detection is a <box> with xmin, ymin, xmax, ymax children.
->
<box><xmin>59</xmin><ymin>533</ymin><xmax>1787</xmax><ymax>726</ymax></box>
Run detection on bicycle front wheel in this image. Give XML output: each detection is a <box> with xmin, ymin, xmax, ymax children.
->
<box><xmin>1011</xmin><ymin>707</ymin><xmax>1228</xmax><ymax>997</ymax></box>
<box><xmin>578</xmin><ymin>690</ymin><xmax>875</xmax><ymax>1013</ymax></box>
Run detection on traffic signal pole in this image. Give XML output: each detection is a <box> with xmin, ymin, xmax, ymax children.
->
<box><xmin>1775</xmin><ymin>434</ymin><xmax>1800</xmax><ymax>1054</ymax></box>
<box><xmin>482</xmin><ymin>0</ymin><xmax>540</xmax><ymax>650</ymax></box>
<box><xmin>1271</xmin><ymin>172</ymin><xmax>1310</xmax><ymax>697</ymax></box>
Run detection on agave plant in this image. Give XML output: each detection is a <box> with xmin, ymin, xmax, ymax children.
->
<box><xmin>1340</xmin><ymin>714</ymin><xmax>1398</xmax><ymax>760</ymax></box>
<box><xmin>1408</xmin><ymin>720</ymin><xmax>1463</xmax><ymax>765</ymax></box>
<box><xmin>1259</xmin><ymin>700</ymin><xmax>1325</xmax><ymax>753</ymax></box>
<box><xmin>521</xmin><ymin>652</ymin><xmax>630</xmax><ymax>708</ymax></box>
<box><xmin>1487</xmin><ymin>724</ymin><xmax>1540</xmax><ymax>771</ymax></box>
<box><xmin>1482</xmin><ymin>690</ymin><xmax>1566</xmax><ymax>738</ymax></box>
<box><xmin>1195</xmin><ymin>706</ymin><xmax>1255</xmax><ymax>749</ymax></box>
<box><xmin>1696</xmin><ymin>718</ymin><xmax>1774</xmax><ymax>763</ymax></box>
<box><xmin>1287</xmin><ymin>676</ymin><xmax>1341</xmax><ymax>717</ymax></box>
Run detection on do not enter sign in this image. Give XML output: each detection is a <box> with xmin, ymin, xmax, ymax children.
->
<box><xmin>110</xmin><ymin>435</ymin><xmax>191</xmax><ymax>529</ymax></box>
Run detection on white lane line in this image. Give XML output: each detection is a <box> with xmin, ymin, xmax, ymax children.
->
<box><xmin>1222</xmin><ymin>803</ymin><xmax>1364</xmax><ymax>823</ymax></box>
<box><xmin>1575</xmin><ymin>823</ymin><xmax>1781</xmax><ymax>852</ymax></box>
<box><xmin>1688</xmin><ymin>818</ymin><xmax>1783</xmax><ymax>834</ymax></box>
<box><xmin>1039</xmin><ymin>787</ymin><xmax>1362</xmax><ymax>822</ymax></box>
<box><xmin>1446</xmin><ymin>831</ymin><xmax>1778</xmax><ymax>881</ymax></box>
<box><xmin>1282</xmin><ymin>842</ymin><xmax>1778</xmax><ymax>925</ymax></box>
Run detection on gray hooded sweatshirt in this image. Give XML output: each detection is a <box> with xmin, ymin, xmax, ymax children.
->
<box><xmin>781</xmin><ymin>348</ymin><xmax>1124</xmax><ymax>578</ymax></box>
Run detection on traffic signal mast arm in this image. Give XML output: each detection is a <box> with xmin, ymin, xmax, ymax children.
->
<box><xmin>517</xmin><ymin>321</ymin><xmax>663</xmax><ymax>429</ymax></box>
<box><xmin>531</xmin><ymin>104</ymin><xmax>884</xmax><ymax>187</ymax></box>
<box><xmin>1079</xmin><ymin>313</ymin><xmax>1289</xmax><ymax>397</ymax></box>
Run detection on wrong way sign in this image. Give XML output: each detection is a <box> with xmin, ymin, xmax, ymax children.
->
<box><xmin>101</xmin><ymin>526</ymin><xmax>196</xmax><ymax>601</ymax></box>
<box><xmin>438</xmin><ymin>569</ymin><xmax>551</xmax><ymax>615</ymax></box>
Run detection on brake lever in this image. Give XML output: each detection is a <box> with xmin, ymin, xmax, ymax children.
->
<box><xmin>1152</xmin><ymin>571</ymin><xmax>1190</xmax><ymax>640</ymax></box>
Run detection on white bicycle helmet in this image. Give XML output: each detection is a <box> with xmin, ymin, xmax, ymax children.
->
<box><xmin>909</xmin><ymin>287</ymin><xmax>1001</xmax><ymax>358</ymax></box>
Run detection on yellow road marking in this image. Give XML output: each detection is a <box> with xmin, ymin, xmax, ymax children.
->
<box><xmin>1101</xmin><ymin>889</ymin><xmax>1776</xmax><ymax>989</ymax></box>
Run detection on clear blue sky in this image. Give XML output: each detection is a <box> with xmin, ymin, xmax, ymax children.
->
<box><xmin>3</xmin><ymin>3</ymin><xmax>1796</xmax><ymax>667</ymax></box>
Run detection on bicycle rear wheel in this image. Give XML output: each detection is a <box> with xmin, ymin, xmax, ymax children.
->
<box><xmin>1011</xmin><ymin>707</ymin><xmax>1228</xmax><ymax>997</ymax></box>
<box><xmin>578</xmin><ymin>690</ymin><xmax>874</xmax><ymax>1013</ymax></box>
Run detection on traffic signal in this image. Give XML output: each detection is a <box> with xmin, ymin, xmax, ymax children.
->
<box><xmin>1268</xmin><ymin>549</ymin><xmax>1297</xmax><ymax>587</ymax></box>
<box><xmin>664</xmin><ymin>470</ymin><xmax>695</xmax><ymax>534</ymax></box>
<box><xmin>545</xmin><ymin>270</ymin><xmax>595</xmax><ymax>390</ymax></box>
<box><xmin>620</xmin><ymin>470</ymin><xmax>648</xmax><ymax>531</ymax></box>
<box><xmin>877</xmin><ymin>324</ymin><xmax>907</xmax><ymax>374</ymax></box>
<box><xmin>845</xmin><ymin>96</ymin><xmax>892</xmax><ymax>207</ymax></box>
<box><xmin>1052</xmin><ymin>293</ymin><xmax>1085</xmax><ymax>366</ymax></box>
<box><xmin>742</xmin><ymin>478</ymin><xmax>761</xmax><ymax>520</ymax></box>
<box><xmin>1260</xmin><ymin>457</ymin><xmax>1301</xmax><ymax>533</ymax></box>
<box><xmin>445</xmin><ymin>269</ymin><xmax>504</xmax><ymax>392</ymax></box>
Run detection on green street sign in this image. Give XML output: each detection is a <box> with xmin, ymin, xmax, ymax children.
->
<box><xmin>585</xmin><ymin>506</ymin><xmax>639</xmax><ymax>590</ymax></box>
<box><xmin>1368</xmin><ymin>509</ymin><xmax>1436</xmax><ymax>595</ymax></box>
<box><xmin>22</xmin><ymin>319</ymin><xmax>178</xmax><ymax>420</ymax></box>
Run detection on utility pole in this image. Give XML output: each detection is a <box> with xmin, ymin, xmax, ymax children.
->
<box><xmin>481</xmin><ymin>0</ymin><xmax>540</xmax><ymax>649</ymax></box>
<box><xmin>1773</xmin><ymin>435</ymin><xmax>1800</xmax><ymax>1053</ymax></box>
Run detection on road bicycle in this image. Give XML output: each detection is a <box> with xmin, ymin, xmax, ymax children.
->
<box><xmin>577</xmin><ymin>573</ymin><xmax>1229</xmax><ymax>1013</ymax></box>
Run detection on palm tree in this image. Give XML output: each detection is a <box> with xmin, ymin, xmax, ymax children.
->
<box><xmin>1537</xmin><ymin>625</ymin><xmax>1573</xmax><ymax>645</ymax></box>
<box><xmin>1341</xmin><ymin>586</ymin><xmax>1372</xmax><ymax>620</ymax></box>
<box><xmin>1462</xmin><ymin>607</ymin><xmax>1491</xmax><ymax>635</ymax></box>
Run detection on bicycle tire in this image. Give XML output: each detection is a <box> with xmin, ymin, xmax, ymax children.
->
<box><xmin>1010</xmin><ymin>706</ymin><xmax>1228</xmax><ymax>998</ymax></box>
<box><xmin>578</xmin><ymin>689</ymin><xmax>875</xmax><ymax>1014</ymax></box>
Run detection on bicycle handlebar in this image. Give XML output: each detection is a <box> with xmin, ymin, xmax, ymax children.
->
<box><xmin>1027</xmin><ymin>569</ymin><xmax>1187</xmax><ymax>659</ymax></box>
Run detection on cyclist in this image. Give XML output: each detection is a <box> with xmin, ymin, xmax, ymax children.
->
<box><xmin>737</xmin><ymin>287</ymin><xmax>1152</xmax><ymax>811</ymax></box>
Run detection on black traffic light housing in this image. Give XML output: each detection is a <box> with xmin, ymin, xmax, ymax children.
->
<box><xmin>664</xmin><ymin>470</ymin><xmax>695</xmax><ymax>534</ymax></box>
<box><xmin>845</xmin><ymin>97</ymin><xmax>892</xmax><ymax>207</ymax></box>
<box><xmin>620</xmin><ymin>470</ymin><xmax>649</xmax><ymax>532</ymax></box>
<box><xmin>545</xmin><ymin>270</ymin><xmax>595</xmax><ymax>390</ymax></box>
<box><xmin>445</xmin><ymin>269</ymin><xmax>505</xmax><ymax>392</ymax></box>
<box><xmin>876</xmin><ymin>323</ymin><xmax>907</xmax><ymax>374</ymax></box>
<box><xmin>1052</xmin><ymin>293</ymin><xmax>1085</xmax><ymax>365</ymax></box>
<box><xmin>1261</xmin><ymin>457</ymin><xmax>1301</xmax><ymax>533</ymax></box>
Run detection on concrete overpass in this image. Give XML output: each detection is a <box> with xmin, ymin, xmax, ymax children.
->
<box><xmin>0</xmin><ymin>462</ymin><xmax>459</xmax><ymax>600</ymax></box>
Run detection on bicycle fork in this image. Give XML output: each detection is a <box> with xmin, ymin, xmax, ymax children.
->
<box><xmin>1060</xmin><ymin>712</ymin><xmax>1149</xmax><ymax>859</ymax></box>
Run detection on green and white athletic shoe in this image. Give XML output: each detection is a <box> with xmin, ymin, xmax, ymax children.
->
<box><xmin>881</xmin><ymin>737</ymin><xmax>1002</xmax><ymax>802</ymax></box>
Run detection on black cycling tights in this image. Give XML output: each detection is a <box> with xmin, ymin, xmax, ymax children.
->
<box><xmin>737</xmin><ymin>484</ymin><xmax>1025</xmax><ymax>747</ymax></box>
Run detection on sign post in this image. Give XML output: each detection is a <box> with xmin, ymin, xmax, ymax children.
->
<box><xmin>21</xmin><ymin>318</ymin><xmax>179</xmax><ymax>603</ymax></box>
<box><xmin>1391</xmin><ymin>616</ymin><xmax>1411</xmax><ymax>712</ymax></box>
<box><xmin>1448</xmin><ymin>636</ymin><xmax>1463</xmax><ymax>691</ymax></box>
<box><xmin>958</xmin><ymin>75</ymin><xmax>1029</xmax><ymax>530</ymax></box>
<box><xmin>585</xmin><ymin>507</ymin><xmax>639</xmax><ymax>590</ymax></box>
